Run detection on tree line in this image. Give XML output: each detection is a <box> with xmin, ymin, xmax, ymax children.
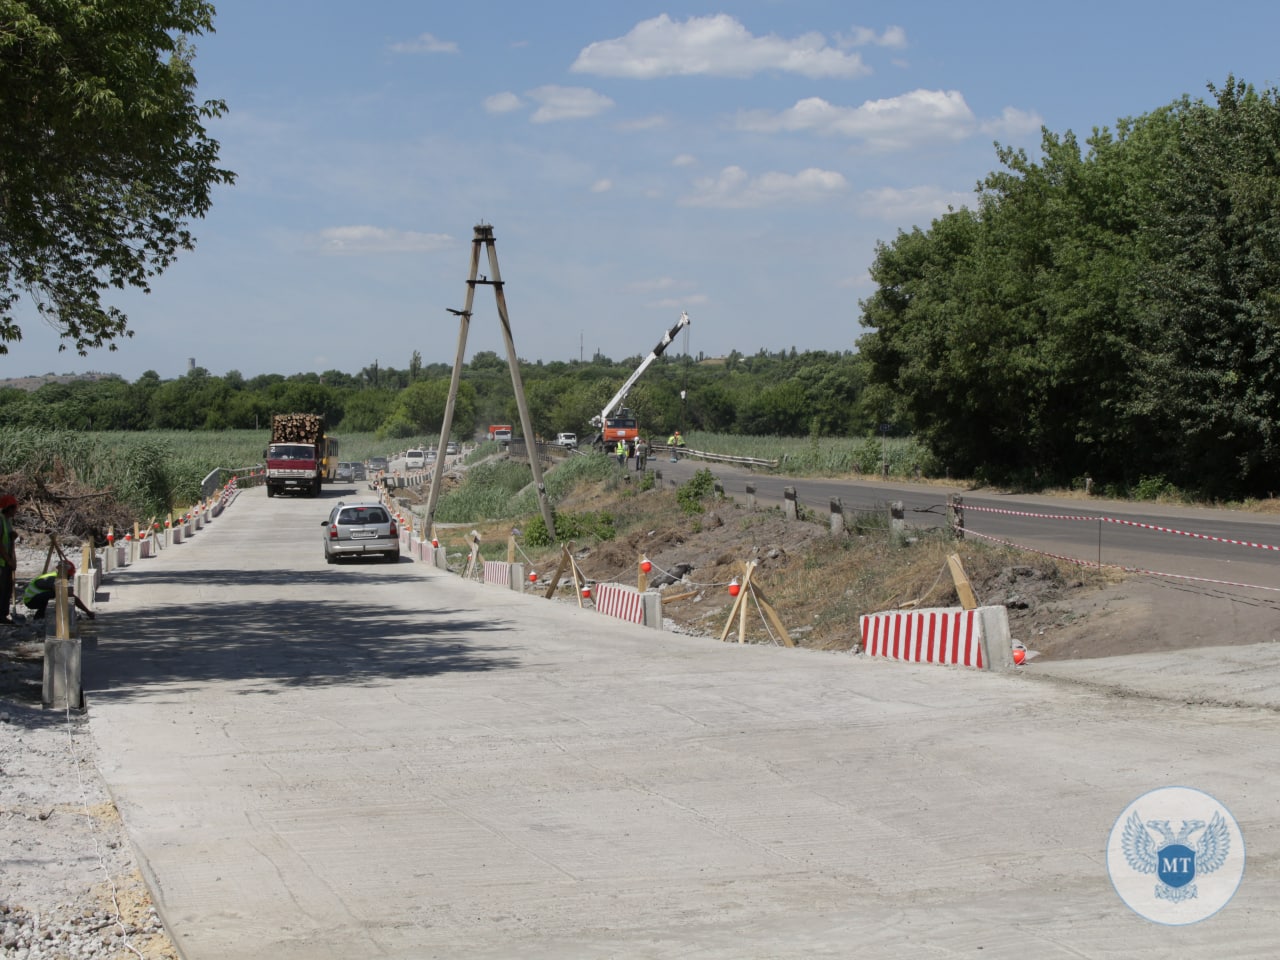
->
<box><xmin>858</xmin><ymin>76</ymin><xmax>1280</xmax><ymax>501</ymax></box>
<box><xmin>0</xmin><ymin>347</ymin><xmax>874</xmax><ymax>445</ymax></box>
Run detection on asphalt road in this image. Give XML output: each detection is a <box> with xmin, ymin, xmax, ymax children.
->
<box><xmin>81</xmin><ymin>482</ymin><xmax>1279</xmax><ymax>959</ymax></box>
<box><xmin>645</xmin><ymin>454</ymin><xmax>1280</xmax><ymax>596</ymax></box>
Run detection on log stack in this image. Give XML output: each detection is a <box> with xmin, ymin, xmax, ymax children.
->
<box><xmin>270</xmin><ymin>413</ymin><xmax>326</xmax><ymax>443</ymax></box>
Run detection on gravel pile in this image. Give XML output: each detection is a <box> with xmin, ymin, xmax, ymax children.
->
<box><xmin>1</xmin><ymin>900</ymin><xmax>168</xmax><ymax>959</ymax></box>
<box><xmin>0</xmin><ymin>690</ymin><xmax>178</xmax><ymax>960</ymax></box>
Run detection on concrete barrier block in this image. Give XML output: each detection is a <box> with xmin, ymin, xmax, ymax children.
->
<box><xmin>642</xmin><ymin>591</ymin><xmax>663</xmax><ymax>631</ymax></box>
<box><xmin>43</xmin><ymin>636</ymin><xmax>82</xmax><ymax>710</ymax></box>
<box><xmin>978</xmin><ymin>605</ymin><xmax>1014</xmax><ymax>671</ymax></box>
<box><xmin>74</xmin><ymin>572</ymin><xmax>96</xmax><ymax>612</ymax></box>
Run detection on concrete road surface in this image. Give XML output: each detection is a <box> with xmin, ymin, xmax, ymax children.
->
<box><xmin>85</xmin><ymin>485</ymin><xmax>1279</xmax><ymax>958</ymax></box>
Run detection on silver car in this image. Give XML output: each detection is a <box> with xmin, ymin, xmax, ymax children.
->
<box><xmin>321</xmin><ymin>501</ymin><xmax>400</xmax><ymax>563</ymax></box>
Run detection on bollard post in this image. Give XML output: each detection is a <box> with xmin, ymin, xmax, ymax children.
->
<box><xmin>510</xmin><ymin>562</ymin><xmax>524</xmax><ymax>592</ymax></box>
<box><xmin>949</xmin><ymin>495</ymin><xmax>964</xmax><ymax>540</ymax></box>
<box><xmin>783</xmin><ymin>486</ymin><xmax>798</xmax><ymax>522</ymax></box>
<box><xmin>890</xmin><ymin>500</ymin><xmax>906</xmax><ymax>543</ymax></box>
<box><xmin>829</xmin><ymin>497</ymin><xmax>844</xmax><ymax>536</ymax></box>
<box><xmin>745</xmin><ymin>482</ymin><xmax>756</xmax><ymax>511</ymax></box>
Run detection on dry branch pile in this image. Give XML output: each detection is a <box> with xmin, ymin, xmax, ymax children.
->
<box><xmin>0</xmin><ymin>464</ymin><xmax>135</xmax><ymax>552</ymax></box>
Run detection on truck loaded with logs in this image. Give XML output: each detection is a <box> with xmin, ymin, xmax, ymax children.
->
<box><xmin>265</xmin><ymin>413</ymin><xmax>339</xmax><ymax>497</ymax></box>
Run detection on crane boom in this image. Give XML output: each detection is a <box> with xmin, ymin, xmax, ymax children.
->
<box><xmin>592</xmin><ymin>311</ymin><xmax>690</xmax><ymax>430</ymax></box>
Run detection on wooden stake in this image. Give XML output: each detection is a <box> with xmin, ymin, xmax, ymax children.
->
<box><xmin>544</xmin><ymin>543</ymin><xmax>573</xmax><ymax>600</ymax></box>
<box><xmin>717</xmin><ymin>560</ymin><xmax>795</xmax><ymax>646</ymax></box>
<box><xmin>947</xmin><ymin>553</ymin><xmax>979</xmax><ymax>610</ymax></box>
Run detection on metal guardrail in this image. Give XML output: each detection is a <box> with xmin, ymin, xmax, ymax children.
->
<box><xmin>201</xmin><ymin>465</ymin><xmax>265</xmax><ymax>499</ymax></box>
<box><xmin>504</xmin><ymin>440</ymin><xmax>775</xmax><ymax>469</ymax></box>
<box><xmin>659</xmin><ymin>446</ymin><xmax>778</xmax><ymax>469</ymax></box>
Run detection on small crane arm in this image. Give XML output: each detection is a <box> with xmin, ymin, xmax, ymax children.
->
<box><xmin>592</xmin><ymin>312</ymin><xmax>690</xmax><ymax>428</ymax></box>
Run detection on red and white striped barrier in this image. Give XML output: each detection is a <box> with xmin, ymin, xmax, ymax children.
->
<box><xmin>593</xmin><ymin>582</ymin><xmax>645</xmax><ymax>625</ymax></box>
<box><xmin>483</xmin><ymin>560</ymin><xmax>512</xmax><ymax>587</ymax></box>
<box><xmin>860</xmin><ymin>606</ymin><xmax>1011</xmax><ymax>670</ymax></box>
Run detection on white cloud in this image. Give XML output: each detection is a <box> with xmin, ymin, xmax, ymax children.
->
<box><xmin>590</xmin><ymin>179</ymin><xmax>612</xmax><ymax>193</ymax></box>
<box><xmin>858</xmin><ymin>186</ymin><xmax>974</xmax><ymax>222</ymax></box>
<box><xmin>389</xmin><ymin>32</ymin><xmax>458</xmax><ymax>54</ymax></box>
<box><xmin>980</xmin><ymin>106</ymin><xmax>1045</xmax><ymax>138</ymax></box>
<box><xmin>736</xmin><ymin>89</ymin><xmax>976</xmax><ymax>149</ymax></box>
<box><xmin>315</xmin><ymin>226</ymin><xmax>453</xmax><ymax>255</ymax></box>
<box><xmin>483</xmin><ymin>91</ymin><xmax>524</xmax><ymax>114</ymax></box>
<box><xmin>571</xmin><ymin>14</ymin><xmax>869</xmax><ymax>79</ymax></box>
<box><xmin>527</xmin><ymin>85</ymin><xmax>615</xmax><ymax>123</ymax></box>
<box><xmin>672</xmin><ymin>154</ymin><xmax>697</xmax><ymax>167</ymax></box>
<box><xmin>682</xmin><ymin>166</ymin><xmax>849</xmax><ymax>209</ymax></box>
<box><xmin>838</xmin><ymin>25</ymin><xmax>908</xmax><ymax>49</ymax></box>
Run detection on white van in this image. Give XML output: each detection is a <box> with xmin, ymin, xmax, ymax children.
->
<box><xmin>404</xmin><ymin>449</ymin><xmax>426</xmax><ymax>469</ymax></box>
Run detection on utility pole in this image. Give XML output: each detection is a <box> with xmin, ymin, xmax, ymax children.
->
<box><xmin>424</xmin><ymin>224</ymin><xmax>557</xmax><ymax>541</ymax></box>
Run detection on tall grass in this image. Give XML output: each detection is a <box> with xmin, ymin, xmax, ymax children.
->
<box><xmin>432</xmin><ymin>452</ymin><xmax>622</xmax><ymax>523</ymax></box>
<box><xmin>0</xmin><ymin>428</ymin><xmax>403</xmax><ymax>520</ymax></box>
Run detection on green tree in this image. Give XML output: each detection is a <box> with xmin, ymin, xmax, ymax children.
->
<box><xmin>1129</xmin><ymin>78</ymin><xmax>1280</xmax><ymax>496</ymax></box>
<box><xmin>0</xmin><ymin>0</ymin><xmax>235</xmax><ymax>355</ymax></box>
<box><xmin>339</xmin><ymin>389</ymin><xmax>397</xmax><ymax>433</ymax></box>
<box><xmin>393</xmin><ymin>379</ymin><xmax>477</xmax><ymax>436</ymax></box>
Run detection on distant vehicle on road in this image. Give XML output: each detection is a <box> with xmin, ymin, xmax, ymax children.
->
<box><xmin>351</xmin><ymin>463</ymin><xmax>367</xmax><ymax>481</ymax></box>
<box><xmin>335</xmin><ymin>462</ymin><xmax>356</xmax><ymax>482</ymax></box>
<box><xmin>555</xmin><ymin>433</ymin><xmax>578</xmax><ymax>449</ymax></box>
<box><xmin>446</xmin><ymin>441</ymin><xmax>460</xmax><ymax>456</ymax></box>
<box><xmin>321</xmin><ymin>501</ymin><xmax>399</xmax><ymax>563</ymax></box>
<box><xmin>367</xmin><ymin>456</ymin><xmax>389</xmax><ymax>475</ymax></box>
<box><xmin>404</xmin><ymin>449</ymin><xmax>426</xmax><ymax>469</ymax></box>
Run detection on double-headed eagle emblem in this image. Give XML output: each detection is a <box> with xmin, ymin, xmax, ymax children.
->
<box><xmin>1122</xmin><ymin>811</ymin><xmax>1231</xmax><ymax>903</ymax></box>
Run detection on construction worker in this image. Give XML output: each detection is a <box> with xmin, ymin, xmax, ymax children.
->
<box><xmin>0</xmin><ymin>494</ymin><xmax>16</xmax><ymax>624</ymax></box>
<box><xmin>668</xmin><ymin>430</ymin><xmax>685</xmax><ymax>462</ymax></box>
<box><xmin>635</xmin><ymin>437</ymin><xmax>648</xmax><ymax>471</ymax></box>
<box><xmin>22</xmin><ymin>560</ymin><xmax>95</xmax><ymax>621</ymax></box>
<box><xmin>614</xmin><ymin>438</ymin><xmax>627</xmax><ymax>467</ymax></box>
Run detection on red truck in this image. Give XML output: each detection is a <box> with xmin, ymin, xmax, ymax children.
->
<box><xmin>265</xmin><ymin>413</ymin><xmax>338</xmax><ymax>498</ymax></box>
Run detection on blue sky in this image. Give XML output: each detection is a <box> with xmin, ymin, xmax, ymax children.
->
<box><xmin>7</xmin><ymin>2</ymin><xmax>1280</xmax><ymax>381</ymax></box>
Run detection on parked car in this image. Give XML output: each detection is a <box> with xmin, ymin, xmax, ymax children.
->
<box><xmin>555</xmin><ymin>432</ymin><xmax>578</xmax><ymax>449</ymax></box>
<box><xmin>404</xmin><ymin>449</ymin><xmax>426</xmax><ymax>469</ymax></box>
<box><xmin>321</xmin><ymin>501</ymin><xmax>399</xmax><ymax>563</ymax></box>
<box><xmin>367</xmin><ymin>456</ymin><xmax>389</xmax><ymax>475</ymax></box>
<box><xmin>334</xmin><ymin>461</ymin><xmax>356</xmax><ymax>481</ymax></box>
